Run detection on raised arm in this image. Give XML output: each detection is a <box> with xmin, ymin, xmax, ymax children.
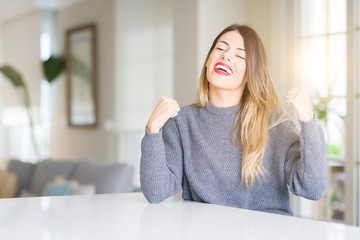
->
<box><xmin>284</xmin><ymin>120</ymin><xmax>327</xmax><ymax>200</ymax></box>
<box><xmin>146</xmin><ymin>96</ymin><xmax>180</xmax><ymax>133</ymax></box>
<box><xmin>285</xmin><ymin>88</ymin><xmax>327</xmax><ymax>199</ymax></box>
<box><xmin>140</xmin><ymin>97</ymin><xmax>183</xmax><ymax>203</ymax></box>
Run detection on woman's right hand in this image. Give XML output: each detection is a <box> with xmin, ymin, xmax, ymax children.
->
<box><xmin>146</xmin><ymin>97</ymin><xmax>180</xmax><ymax>133</ymax></box>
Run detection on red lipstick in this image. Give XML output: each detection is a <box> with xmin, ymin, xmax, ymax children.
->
<box><xmin>214</xmin><ymin>62</ymin><xmax>233</xmax><ymax>76</ymax></box>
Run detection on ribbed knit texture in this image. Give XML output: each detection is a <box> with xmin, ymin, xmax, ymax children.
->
<box><xmin>140</xmin><ymin>103</ymin><xmax>327</xmax><ymax>215</ymax></box>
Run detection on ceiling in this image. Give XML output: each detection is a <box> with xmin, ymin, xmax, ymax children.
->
<box><xmin>0</xmin><ymin>0</ymin><xmax>87</xmax><ymax>23</ymax></box>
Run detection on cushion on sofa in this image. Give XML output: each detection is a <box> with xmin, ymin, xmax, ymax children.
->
<box><xmin>42</xmin><ymin>182</ymin><xmax>71</xmax><ymax>196</ymax></box>
<box><xmin>7</xmin><ymin>159</ymin><xmax>35</xmax><ymax>196</ymax></box>
<box><xmin>71</xmin><ymin>161</ymin><xmax>134</xmax><ymax>194</ymax></box>
<box><xmin>0</xmin><ymin>171</ymin><xmax>18</xmax><ymax>198</ymax></box>
<box><xmin>69</xmin><ymin>180</ymin><xmax>96</xmax><ymax>195</ymax></box>
<box><xmin>41</xmin><ymin>175</ymin><xmax>95</xmax><ymax>196</ymax></box>
<box><xmin>29</xmin><ymin>160</ymin><xmax>77</xmax><ymax>196</ymax></box>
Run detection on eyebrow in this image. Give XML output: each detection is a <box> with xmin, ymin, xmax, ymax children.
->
<box><xmin>218</xmin><ymin>40</ymin><xmax>245</xmax><ymax>51</ymax></box>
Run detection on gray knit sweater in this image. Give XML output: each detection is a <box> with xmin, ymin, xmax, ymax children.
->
<box><xmin>140</xmin><ymin>103</ymin><xmax>327</xmax><ymax>215</ymax></box>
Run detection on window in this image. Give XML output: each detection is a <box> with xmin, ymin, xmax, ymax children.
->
<box><xmin>39</xmin><ymin>11</ymin><xmax>57</xmax><ymax>160</ymax></box>
<box><xmin>296</xmin><ymin>0</ymin><xmax>347</xmax><ymax>222</ymax></box>
<box><xmin>355</xmin><ymin>0</ymin><xmax>360</xmax><ymax>226</ymax></box>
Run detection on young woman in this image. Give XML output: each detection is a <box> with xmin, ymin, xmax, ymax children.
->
<box><xmin>140</xmin><ymin>24</ymin><xmax>327</xmax><ymax>216</ymax></box>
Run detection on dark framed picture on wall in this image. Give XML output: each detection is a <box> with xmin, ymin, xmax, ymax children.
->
<box><xmin>65</xmin><ymin>23</ymin><xmax>98</xmax><ymax>128</ymax></box>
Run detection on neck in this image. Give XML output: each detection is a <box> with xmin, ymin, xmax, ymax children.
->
<box><xmin>209</xmin><ymin>87</ymin><xmax>244</xmax><ymax>107</ymax></box>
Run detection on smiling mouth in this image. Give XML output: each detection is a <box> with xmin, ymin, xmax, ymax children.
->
<box><xmin>214</xmin><ymin>63</ymin><xmax>233</xmax><ymax>76</ymax></box>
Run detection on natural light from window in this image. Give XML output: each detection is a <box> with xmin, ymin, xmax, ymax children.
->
<box><xmin>297</xmin><ymin>0</ymin><xmax>347</xmax><ymax>222</ymax></box>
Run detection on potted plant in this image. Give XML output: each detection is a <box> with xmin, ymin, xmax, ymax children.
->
<box><xmin>0</xmin><ymin>55</ymin><xmax>65</xmax><ymax>161</ymax></box>
<box><xmin>0</xmin><ymin>65</ymin><xmax>40</xmax><ymax>160</ymax></box>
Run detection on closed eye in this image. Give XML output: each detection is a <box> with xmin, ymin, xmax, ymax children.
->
<box><xmin>236</xmin><ymin>55</ymin><xmax>245</xmax><ymax>59</ymax></box>
<box><xmin>216</xmin><ymin>47</ymin><xmax>225</xmax><ymax>51</ymax></box>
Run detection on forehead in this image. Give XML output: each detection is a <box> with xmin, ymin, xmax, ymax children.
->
<box><xmin>217</xmin><ymin>31</ymin><xmax>245</xmax><ymax>49</ymax></box>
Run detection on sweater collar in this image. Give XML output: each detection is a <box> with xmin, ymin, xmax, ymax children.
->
<box><xmin>205</xmin><ymin>102</ymin><xmax>241</xmax><ymax>116</ymax></box>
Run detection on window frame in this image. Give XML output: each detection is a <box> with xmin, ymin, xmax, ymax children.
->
<box><xmin>295</xmin><ymin>0</ymin><xmax>360</xmax><ymax>225</ymax></box>
<box><xmin>345</xmin><ymin>0</ymin><xmax>360</xmax><ymax>226</ymax></box>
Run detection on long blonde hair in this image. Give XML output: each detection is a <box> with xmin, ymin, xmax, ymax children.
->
<box><xmin>195</xmin><ymin>24</ymin><xmax>289</xmax><ymax>188</ymax></box>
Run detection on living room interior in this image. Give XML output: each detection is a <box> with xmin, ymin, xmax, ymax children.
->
<box><xmin>0</xmin><ymin>0</ymin><xmax>359</xmax><ymax>227</ymax></box>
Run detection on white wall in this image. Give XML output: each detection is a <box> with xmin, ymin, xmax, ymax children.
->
<box><xmin>0</xmin><ymin>0</ymin><xmax>35</xmax><ymax>23</ymax></box>
<box><xmin>0</xmin><ymin>24</ymin><xmax>5</xmax><ymax>169</ymax></box>
<box><xmin>173</xmin><ymin>0</ymin><xmax>198</xmax><ymax>106</ymax></box>
<box><xmin>0</xmin><ymin>11</ymin><xmax>43</xmax><ymax>164</ymax></box>
<box><xmin>51</xmin><ymin>0</ymin><xmax>116</xmax><ymax>161</ymax></box>
<box><xmin>0</xmin><ymin>0</ymin><xmax>87</xmax><ymax>23</ymax></box>
<box><xmin>0</xmin><ymin>25</ymin><xmax>2</xmax><ymax>64</ymax></box>
<box><xmin>114</xmin><ymin>0</ymin><xmax>174</xmax><ymax>132</ymax></box>
<box><xmin>268</xmin><ymin>0</ymin><xmax>296</xmax><ymax>112</ymax></box>
<box><xmin>1</xmin><ymin>12</ymin><xmax>42</xmax><ymax>108</ymax></box>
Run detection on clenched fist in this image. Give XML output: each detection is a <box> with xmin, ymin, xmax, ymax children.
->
<box><xmin>286</xmin><ymin>88</ymin><xmax>314</xmax><ymax>122</ymax></box>
<box><xmin>147</xmin><ymin>97</ymin><xmax>180</xmax><ymax>133</ymax></box>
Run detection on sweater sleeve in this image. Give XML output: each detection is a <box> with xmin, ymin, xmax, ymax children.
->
<box><xmin>284</xmin><ymin>119</ymin><xmax>327</xmax><ymax>200</ymax></box>
<box><xmin>140</xmin><ymin>118</ymin><xmax>183</xmax><ymax>203</ymax></box>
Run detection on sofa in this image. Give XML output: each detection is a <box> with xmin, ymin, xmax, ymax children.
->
<box><xmin>0</xmin><ymin>158</ymin><xmax>134</xmax><ymax>198</ymax></box>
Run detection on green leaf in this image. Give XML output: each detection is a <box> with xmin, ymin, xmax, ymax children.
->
<box><xmin>43</xmin><ymin>55</ymin><xmax>65</xmax><ymax>84</ymax></box>
<box><xmin>0</xmin><ymin>65</ymin><xmax>40</xmax><ymax>160</ymax></box>
<box><xmin>0</xmin><ymin>65</ymin><xmax>24</xmax><ymax>87</ymax></box>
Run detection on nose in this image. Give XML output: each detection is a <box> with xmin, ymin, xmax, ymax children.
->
<box><xmin>222</xmin><ymin>51</ymin><xmax>231</xmax><ymax>61</ymax></box>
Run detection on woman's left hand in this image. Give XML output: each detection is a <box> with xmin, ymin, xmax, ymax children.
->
<box><xmin>286</xmin><ymin>87</ymin><xmax>314</xmax><ymax>122</ymax></box>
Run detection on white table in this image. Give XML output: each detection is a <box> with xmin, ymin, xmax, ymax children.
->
<box><xmin>0</xmin><ymin>193</ymin><xmax>359</xmax><ymax>240</ymax></box>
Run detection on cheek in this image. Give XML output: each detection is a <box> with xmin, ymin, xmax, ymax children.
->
<box><xmin>206</xmin><ymin>55</ymin><xmax>213</xmax><ymax>68</ymax></box>
<box><xmin>206</xmin><ymin>65</ymin><xmax>211</xmax><ymax>80</ymax></box>
<box><xmin>238</xmin><ymin>62</ymin><xmax>246</xmax><ymax>74</ymax></box>
<box><xmin>206</xmin><ymin>51</ymin><xmax>218</xmax><ymax>67</ymax></box>
<box><xmin>235</xmin><ymin>63</ymin><xmax>247</xmax><ymax>82</ymax></box>
<box><xmin>206</xmin><ymin>57</ymin><xmax>214</xmax><ymax>75</ymax></box>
